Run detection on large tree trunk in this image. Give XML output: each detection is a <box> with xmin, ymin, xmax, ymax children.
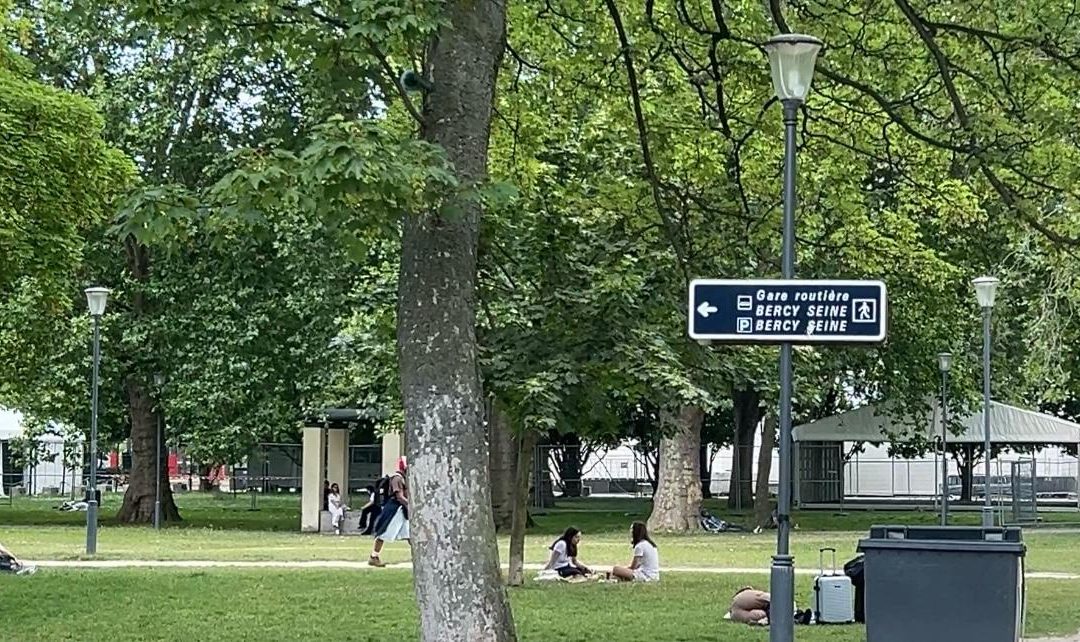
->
<box><xmin>754</xmin><ymin>414</ymin><xmax>777</xmax><ymax>528</ymax></box>
<box><xmin>117</xmin><ymin>237</ymin><xmax>180</xmax><ymax>524</ymax></box>
<box><xmin>488</xmin><ymin>398</ymin><xmax>516</xmax><ymax>532</ymax></box>
<box><xmin>699</xmin><ymin>443</ymin><xmax>712</xmax><ymax>499</ymax></box>
<box><xmin>728</xmin><ymin>388</ymin><xmax>760</xmax><ymax>510</ymax></box>
<box><xmin>647</xmin><ymin>406</ymin><xmax>704</xmax><ymax>533</ymax></box>
<box><xmin>548</xmin><ymin>433</ymin><xmax>585</xmax><ymax>498</ymax></box>
<box><xmin>508</xmin><ymin>430</ymin><xmax>538</xmax><ymax>587</ymax></box>
<box><xmin>116</xmin><ymin>380</ymin><xmax>180</xmax><ymax>523</ymax></box>
<box><xmin>397</xmin><ymin>2</ymin><xmax>515</xmax><ymax>639</ymax></box>
<box><xmin>958</xmin><ymin>444</ymin><xmax>975</xmax><ymax>503</ymax></box>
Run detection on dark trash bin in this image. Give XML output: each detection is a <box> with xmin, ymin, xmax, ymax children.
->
<box><xmin>843</xmin><ymin>554</ymin><xmax>865</xmax><ymax>623</ymax></box>
<box><xmin>858</xmin><ymin>525</ymin><xmax>1025</xmax><ymax>642</ymax></box>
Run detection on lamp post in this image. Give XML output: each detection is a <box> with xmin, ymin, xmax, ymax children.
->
<box><xmin>153</xmin><ymin>372</ymin><xmax>165</xmax><ymax>530</ymax></box>
<box><xmin>84</xmin><ymin>286</ymin><xmax>110</xmax><ymax>555</ymax></box>
<box><xmin>973</xmin><ymin>276</ymin><xmax>999</xmax><ymax>527</ymax></box>
<box><xmin>938</xmin><ymin>352</ymin><xmax>952</xmax><ymax>526</ymax></box>
<box><xmin>764</xmin><ymin>32</ymin><xmax>822</xmax><ymax>642</ymax></box>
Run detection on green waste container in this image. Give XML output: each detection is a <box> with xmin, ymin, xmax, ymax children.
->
<box><xmin>857</xmin><ymin>526</ymin><xmax>1025</xmax><ymax>642</ymax></box>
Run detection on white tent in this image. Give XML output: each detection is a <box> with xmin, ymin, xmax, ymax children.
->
<box><xmin>0</xmin><ymin>409</ymin><xmax>82</xmax><ymax>497</ymax></box>
<box><xmin>794</xmin><ymin>400</ymin><xmax>1080</xmax><ymax>445</ymax></box>
<box><xmin>792</xmin><ymin>400</ymin><xmax>1080</xmax><ymax>507</ymax></box>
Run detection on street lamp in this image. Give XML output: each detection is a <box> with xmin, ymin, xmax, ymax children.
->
<box><xmin>973</xmin><ymin>276</ymin><xmax>999</xmax><ymax>527</ymax></box>
<box><xmin>938</xmin><ymin>352</ymin><xmax>952</xmax><ymax>526</ymax></box>
<box><xmin>763</xmin><ymin>32</ymin><xmax>822</xmax><ymax>642</ymax></box>
<box><xmin>84</xmin><ymin>286</ymin><xmax>110</xmax><ymax>555</ymax></box>
<box><xmin>153</xmin><ymin>372</ymin><xmax>165</xmax><ymax>530</ymax></box>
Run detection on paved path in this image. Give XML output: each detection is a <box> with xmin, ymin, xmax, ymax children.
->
<box><xmin>22</xmin><ymin>559</ymin><xmax>1080</xmax><ymax>580</ymax></box>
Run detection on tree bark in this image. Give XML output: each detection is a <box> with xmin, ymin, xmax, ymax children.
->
<box><xmin>116</xmin><ymin>379</ymin><xmax>180</xmax><ymax>523</ymax></box>
<box><xmin>551</xmin><ymin>433</ymin><xmax>584</xmax><ymax>497</ymax></box>
<box><xmin>699</xmin><ymin>443</ymin><xmax>712</xmax><ymax>499</ymax></box>
<box><xmin>488</xmin><ymin>398</ymin><xmax>516</xmax><ymax>532</ymax></box>
<box><xmin>958</xmin><ymin>444</ymin><xmax>975</xmax><ymax>502</ymax></box>
<box><xmin>728</xmin><ymin>388</ymin><xmax>760</xmax><ymax>510</ymax></box>
<box><xmin>117</xmin><ymin>237</ymin><xmax>180</xmax><ymax>524</ymax></box>
<box><xmin>397</xmin><ymin>1</ymin><xmax>515</xmax><ymax>639</ymax></box>
<box><xmin>647</xmin><ymin>406</ymin><xmax>704</xmax><ymax>533</ymax></box>
<box><xmin>754</xmin><ymin>414</ymin><xmax>777</xmax><ymax>528</ymax></box>
<box><xmin>508</xmin><ymin>430</ymin><xmax>538</xmax><ymax>587</ymax></box>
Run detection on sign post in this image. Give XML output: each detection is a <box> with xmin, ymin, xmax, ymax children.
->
<box><xmin>688</xmin><ymin>279</ymin><xmax>887</xmax><ymax>344</ymax></box>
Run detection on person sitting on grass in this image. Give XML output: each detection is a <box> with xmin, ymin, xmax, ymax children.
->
<box><xmin>327</xmin><ymin>483</ymin><xmax>347</xmax><ymax>535</ymax></box>
<box><xmin>543</xmin><ymin>527</ymin><xmax>592</xmax><ymax>580</ymax></box>
<box><xmin>610</xmin><ymin>521</ymin><xmax>660</xmax><ymax>583</ymax></box>
<box><xmin>0</xmin><ymin>542</ymin><xmax>36</xmax><ymax>576</ymax></box>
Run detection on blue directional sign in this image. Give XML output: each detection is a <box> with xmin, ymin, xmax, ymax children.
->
<box><xmin>688</xmin><ymin>279</ymin><xmax>887</xmax><ymax>344</ymax></box>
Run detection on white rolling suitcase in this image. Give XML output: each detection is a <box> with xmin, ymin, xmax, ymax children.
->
<box><xmin>813</xmin><ymin>547</ymin><xmax>855</xmax><ymax>624</ymax></box>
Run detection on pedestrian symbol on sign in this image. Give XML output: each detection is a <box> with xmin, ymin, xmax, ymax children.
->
<box><xmin>852</xmin><ymin>299</ymin><xmax>877</xmax><ymax>324</ymax></box>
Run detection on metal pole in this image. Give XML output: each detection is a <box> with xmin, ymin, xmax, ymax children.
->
<box><xmin>941</xmin><ymin>367</ymin><xmax>950</xmax><ymax>526</ymax></box>
<box><xmin>154</xmin><ymin>409</ymin><xmax>162</xmax><ymax>530</ymax></box>
<box><xmin>770</xmin><ymin>98</ymin><xmax>799</xmax><ymax>642</ymax></box>
<box><xmin>982</xmin><ymin>307</ymin><xmax>994</xmax><ymax>527</ymax></box>
<box><xmin>86</xmin><ymin>315</ymin><xmax>101</xmax><ymax>555</ymax></box>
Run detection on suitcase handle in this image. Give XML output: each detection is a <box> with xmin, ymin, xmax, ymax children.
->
<box><xmin>819</xmin><ymin>547</ymin><xmax>837</xmax><ymax>574</ymax></box>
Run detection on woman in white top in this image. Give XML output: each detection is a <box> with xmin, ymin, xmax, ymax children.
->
<box><xmin>327</xmin><ymin>483</ymin><xmax>346</xmax><ymax>535</ymax></box>
<box><xmin>611</xmin><ymin>521</ymin><xmax>660</xmax><ymax>582</ymax></box>
<box><xmin>544</xmin><ymin>527</ymin><xmax>592</xmax><ymax>578</ymax></box>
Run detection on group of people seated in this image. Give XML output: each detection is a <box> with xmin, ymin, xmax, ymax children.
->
<box><xmin>541</xmin><ymin>521</ymin><xmax>660</xmax><ymax>583</ymax></box>
<box><xmin>323</xmin><ymin>480</ymin><xmax>382</xmax><ymax>536</ymax></box>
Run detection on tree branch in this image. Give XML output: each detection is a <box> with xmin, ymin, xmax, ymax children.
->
<box><xmin>602</xmin><ymin>0</ymin><xmax>691</xmax><ymax>285</ymax></box>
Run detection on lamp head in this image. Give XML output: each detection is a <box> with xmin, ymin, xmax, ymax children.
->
<box><xmin>84</xmin><ymin>287</ymin><xmax>110</xmax><ymax>317</ymax></box>
<box><xmin>763</xmin><ymin>33</ymin><xmax>823</xmax><ymax>103</ymax></box>
<box><xmin>972</xmin><ymin>276</ymin><xmax>1000</xmax><ymax>309</ymax></box>
<box><xmin>937</xmin><ymin>352</ymin><xmax>953</xmax><ymax>373</ymax></box>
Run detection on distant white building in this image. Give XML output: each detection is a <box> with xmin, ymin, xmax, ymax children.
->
<box><xmin>0</xmin><ymin>409</ymin><xmax>83</xmax><ymax>497</ymax></box>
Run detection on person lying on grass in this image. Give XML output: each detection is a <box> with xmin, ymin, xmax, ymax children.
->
<box><xmin>728</xmin><ymin>586</ymin><xmax>812</xmax><ymax>626</ymax></box>
<box><xmin>0</xmin><ymin>542</ymin><xmax>36</xmax><ymax>576</ymax></box>
<box><xmin>543</xmin><ymin>527</ymin><xmax>592</xmax><ymax>580</ymax></box>
<box><xmin>610</xmin><ymin>521</ymin><xmax>660</xmax><ymax>583</ymax></box>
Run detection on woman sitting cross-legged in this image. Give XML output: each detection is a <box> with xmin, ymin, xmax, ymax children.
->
<box><xmin>610</xmin><ymin>521</ymin><xmax>660</xmax><ymax>583</ymax></box>
<box><xmin>544</xmin><ymin>527</ymin><xmax>592</xmax><ymax>580</ymax></box>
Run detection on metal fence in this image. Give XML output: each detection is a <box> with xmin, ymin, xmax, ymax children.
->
<box><xmin>227</xmin><ymin>443</ymin><xmax>383</xmax><ymax>495</ymax></box>
<box><xmin>797</xmin><ymin>441</ymin><xmax>1079</xmax><ymax>506</ymax></box>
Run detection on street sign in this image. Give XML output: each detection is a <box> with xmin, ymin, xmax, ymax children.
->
<box><xmin>688</xmin><ymin>279</ymin><xmax>887</xmax><ymax>344</ymax></box>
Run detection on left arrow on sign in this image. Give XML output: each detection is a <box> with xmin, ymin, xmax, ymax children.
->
<box><xmin>697</xmin><ymin>301</ymin><xmax>719</xmax><ymax>318</ymax></box>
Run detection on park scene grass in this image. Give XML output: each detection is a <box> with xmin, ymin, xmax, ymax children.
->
<box><xmin>3</xmin><ymin>493</ymin><xmax>1079</xmax><ymax>641</ymax></box>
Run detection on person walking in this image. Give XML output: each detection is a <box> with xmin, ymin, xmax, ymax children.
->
<box><xmin>368</xmin><ymin>456</ymin><xmax>409</xmax><ymax>567</ymax></box>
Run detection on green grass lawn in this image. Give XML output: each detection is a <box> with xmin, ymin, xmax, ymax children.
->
<box><xmin>2</xmin><ymin>494</ymin><xmax>1078</xmax><ymax>641</ymax></box>
<box><xmin>1</xmin><ymin>569</ymin><xmax>1075</xmax><ymax>641</ymax></box>
<box><xmin>3</xmin><ymin>494</ymin><xmax>1079</xmax><ymax>574</ymax></box>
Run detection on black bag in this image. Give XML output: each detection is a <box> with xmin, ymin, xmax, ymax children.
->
<box><xmin>843</xmin><ymin>555</ymin><xmax>866</xmax><ymax>623</ymax></box>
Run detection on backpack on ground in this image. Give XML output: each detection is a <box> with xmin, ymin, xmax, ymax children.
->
<box><xmin>813</xmin><ymin>547</ymin><xmax>855</xmax><ymax>624</ymax></box>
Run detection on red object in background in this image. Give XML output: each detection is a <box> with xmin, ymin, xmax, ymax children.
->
<box><xmin>108</xmin><ymin>451</ymin><xmax>118</xmax><ymax>469</ymax></box>
<box><xmin>168</xmin><ymin>452</ymin><xmax>179</xmax><ymax>477</ymax></box>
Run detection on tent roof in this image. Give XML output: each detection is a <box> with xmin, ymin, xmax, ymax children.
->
<box><xmin>0</xmin><ymin>409</ymin><xmax>76</xmax><ymax>443</ymax></box>
<box><xmin>793</xmin><ymin>400</ymin><xmax>1080</xmax><ymax>445</ymax></box>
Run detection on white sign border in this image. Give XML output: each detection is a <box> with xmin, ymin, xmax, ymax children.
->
<box><xmin>687</xmin><ymin>278</ymin><xmax>889</xmax><ymax>344</ymax></box>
